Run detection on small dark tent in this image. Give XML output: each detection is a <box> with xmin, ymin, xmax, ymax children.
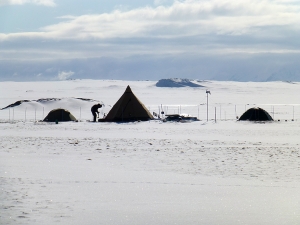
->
<box><xmin>239</xmin><ymin>107</ymin><xmax>273</xmax><ymax>121</ymax></box>
<box><xmin>43</xmin><ymin>108</ymin><xmax>77</xmax><ymax>122</ymax></box>
<box><xmin>102</xmin><ymin>85</ymin><xmax>154</xmax><ymax>122</ymax></box>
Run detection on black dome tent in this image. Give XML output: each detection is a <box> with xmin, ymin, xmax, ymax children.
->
<box><xmin>239</xmin><ymin>107</ymin><xmax>273</xmax><ymax>121</ymax></box>
<box><xmin>43</xmin><ymin>108</ymin><xmax>77</xmax><ymax>122</ymax></box>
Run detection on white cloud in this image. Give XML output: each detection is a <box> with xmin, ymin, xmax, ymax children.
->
<box><xmin>1</xmin><ymin>0</ymin><xmax>300</xmax><ymax>60</ymax></box>
<box><xmin>37</xmin><ymin>0</ymin><xmax>300</xmax><ymax>40</ymax></box>
<box><xmin>57</xmin><ymin>71</ymin><xmax>74</xmax><ymax>80</ymax></box>
<box><xmin>154</xmin><ymin>0</ymin><xmax>170</xmax><ymax>6</ymax></box>
<box><xmin>1</xmin><ymin>0</ymin><xmax>300</xmax><ymax>41</ymax></box>
<box><xmin>0</xmin><ymin>0</ymin><xmax>56</xmax><ymax>6</ymax></box>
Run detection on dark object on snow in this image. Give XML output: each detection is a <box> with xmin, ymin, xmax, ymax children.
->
<box><xmin>1</xmin><ymin>97</ymin><xmax>96</xmax><ymax>110</ymax></box>
<box><xmin>1</xmin><ymin>100</ymin><xmax>30</xmax><ymax>110</ymax></box>
<box><xmin>91</xmin><ymin>103</ymin><xmax>102</xmax><ymax>122</ymax></box>
<box><xmin>100</xmin><ymin>85</ymin><xmax>153</xmax><ymax>122</ymax></box>
<box><xmin>43</xmin><ymin>108</ymin><xmax>77</xmax><ymax>122</ymax></box>
<box><xmin>156</xmin><ymin>78</ymin><xmax>204</xmax><ymax>88</ymax></box>
<box><xmin>163</xmin><ymin>114</ymin><xmax>199</xmax><ymax>122</ymax></box>
<box><xmin>239</xmin><ymin>107</ymin><xmax>273</xmax><ymax>121</ymax></box>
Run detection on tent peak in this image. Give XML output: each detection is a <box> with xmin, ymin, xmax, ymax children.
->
<box><xmin>125</xmin><ymin>85</ymin><xmax>132</xmax><ymax>93</ymax></box>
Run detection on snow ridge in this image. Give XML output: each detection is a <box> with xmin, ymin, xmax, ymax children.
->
<box><xmin>155</xmin><ymin>78</ymin><xmax>205</xmax><ymax>87</ymax></box>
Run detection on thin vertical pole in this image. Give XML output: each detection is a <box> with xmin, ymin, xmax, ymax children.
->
<box><xmin>293</xmin><ymin>106</ymin><xmax>294</xmax><ymax>120</ymax></box>
<box><xmin>215</xmin><ymin>107</ymin><xmax>216</xmax><ymax>122</ymax></box>
<box><xmin>206</xmin><ymin>93</ymin><xmax>208</xmax><ymax>122</ymax></box>
<box><xmin>235</xmin><ymin>105</ymin><xmax>237</xmax><ymax>118</ymax></box>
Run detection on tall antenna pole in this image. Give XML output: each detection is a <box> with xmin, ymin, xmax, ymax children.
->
<box><xmin>207</xmin><ymin>92</ymin><xmax>208</xmax><ymax>121</ymax></box>
<box><xmin>206</xmin><ymin>90</ymin><xmax>211</xmax><ymax>121</ymax></box>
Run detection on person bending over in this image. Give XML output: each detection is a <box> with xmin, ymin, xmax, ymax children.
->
<box><xmin>91</xmin><ymin>103</ymin><xmax>102</xmax><ymax>122</ymax></box>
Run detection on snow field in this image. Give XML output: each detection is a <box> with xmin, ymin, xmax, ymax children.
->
<box><xmin>1</xmin><ymin>79</ymin><xmax>300</xmax><ymax>225</ymax></box>
<box><xmin>1</xmin><ymin>119</ymin><xmax>300</xmax><ymax>225</ymax></box>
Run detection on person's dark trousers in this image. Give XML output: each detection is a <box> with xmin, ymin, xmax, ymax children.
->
<box><xmin>92</xmin><ymin>112</ymin><xmax>97</xmax><ymax>122</ymax></box>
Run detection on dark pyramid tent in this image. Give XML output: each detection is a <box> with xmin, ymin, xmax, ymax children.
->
<box><xmin>102</xmin><ymin>85</ymin><xmax>154</xmax><ymax>122</ymax></box>
<box><xmin>239</xmin><ymin>107</ymin><xmax>273</xmax><ymax>121</ymax></box>
<box><xmin>43</xmin><ymin>108</ymin><xmax>77</xmax><ymax>122</ymax></box>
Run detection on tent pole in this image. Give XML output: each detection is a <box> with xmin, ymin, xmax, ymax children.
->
<box><xmin>235</xmin><ymin>105</ymin><xmax>237</xmax><ymax>118</ymax></box>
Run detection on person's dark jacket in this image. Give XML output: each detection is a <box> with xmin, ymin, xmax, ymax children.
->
<box><xmin>91</xmin><ymin>104</ymin><xmax>102</xmax><ymax>113</ymax></box>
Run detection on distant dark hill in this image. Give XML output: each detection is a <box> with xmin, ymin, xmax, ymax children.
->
<box><xmin>1</xmin><ymin>97</ymin><xmax>97</xmax><ymax>110</ymax></box>
<box><xmin>156</xmin><ymin>78</ymin><xmax>205</xmax><ymax>87</ymax></box>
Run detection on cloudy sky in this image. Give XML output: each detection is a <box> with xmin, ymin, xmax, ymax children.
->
<box><xmin>1</xmin><ymin>0</ymin><xmax>300</xmax><ymax>81</ymax></box>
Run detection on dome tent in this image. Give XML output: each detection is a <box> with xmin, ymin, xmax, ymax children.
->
<box><xmin>43</xmin><ymin>108</ymin><xmax>77</xmax><ymax>122</ymax></box>
<box><xmin>101</xmin><ymin>85</ymin><xmax>153</xmax><ymax>122</ymax></box>
<box><xmin>239</xmin><ymin>107</ymin><xmax>273</xmax><ymax>121</ymax></box>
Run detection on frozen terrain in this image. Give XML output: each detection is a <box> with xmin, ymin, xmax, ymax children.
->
<box><xmin>1</xmin><ymin>79</ymin><xmax>300</xmax><ymax>225</ymax></box>
<box><xmin>155</xmin><ymin>78</ymin><xmax>204</xmax><ymax>87</ymax></box>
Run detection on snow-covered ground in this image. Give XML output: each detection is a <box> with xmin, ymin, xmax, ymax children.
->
<box><xmin>1</xmin><ymin>80</ymin><xmax>300</xmax><ymax>225</ymax></box>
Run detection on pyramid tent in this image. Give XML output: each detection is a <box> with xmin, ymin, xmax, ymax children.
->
<box><xmin>102</xmin><ymin>85</ymin><xmax>154</xmax><ymax>122</ymax></box>
<box><xmin>239</xmin><ymin>107</ymin><xmax>273</xmax><ymax>121</ymax></box>
<box><xmin>43</xmin><ymin>108</ymin><xmax>77</xmax><ymax>122</ymax></box>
